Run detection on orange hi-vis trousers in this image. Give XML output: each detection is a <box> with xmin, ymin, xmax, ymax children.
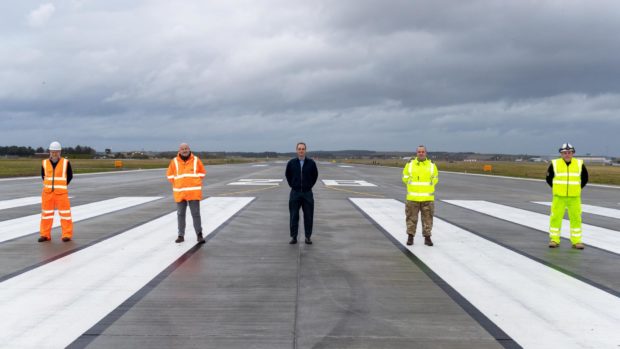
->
<box><xmin>40</xmin><ymin>191</ymin><xmax>73</xmax><ymax>239</ymax></box>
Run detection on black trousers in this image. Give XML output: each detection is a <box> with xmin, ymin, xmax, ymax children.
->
<box><xmin>289</xmin><ymin>190</ymin><xmax>314</xmax><ymax>239</ymax></box>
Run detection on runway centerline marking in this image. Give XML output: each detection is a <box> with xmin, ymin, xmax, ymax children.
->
<box><xmin>227</xmin><ymin>179</ymin><xmax>282</xmax><ymax>186</ymax></box>
<box><xmin>0</xmin><ymin>196</ymin><xmax>254</xmax><ymax>349</ymax></box>
<box><xmin>351</xmin><ymin>198</ymin><xmax>620</xmax><ymax>349</ymax></box>
<box><xmin>0</xmin><ymin>197</ymin><xmax>162</xmax><ymax>243</ymax></box>
<box><xmin>444</xmin><ymin>200</ymin><xmax>620</xmax><ymax>254</ymax></box>
<box><xmin>533</xmin><ymin>201</ymin><xmax>620</xmax><ymax>220</ymax></box>
<box><xmin>322</xmin><ymin>179</ymin><xmax>377</xmax><ymax>187</ymax></box>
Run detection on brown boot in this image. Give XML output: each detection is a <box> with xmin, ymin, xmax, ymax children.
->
<box><xmin>572</xmin><ymin>243</ymin><xmax>585</xmax><ymax>250</ymax></box>
<box><xmin>424</xmin><ymin>236</ymin><xmax>433</xmax><ymax>246</ymax></box>
<box><xmin>548</xmin><ymin>241</ymin><xmax>559</xmax><ymax>248</ymax></box>
<box><xmin>406</xmin><ymin>235</ymin><xmax>413</xmax><ymax>246</ymax></box>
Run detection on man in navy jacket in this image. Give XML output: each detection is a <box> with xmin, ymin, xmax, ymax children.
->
<box><xmin>285</xmin><ymin>142</ymin><xmax>319</xmax><ymax>244</ymax></box>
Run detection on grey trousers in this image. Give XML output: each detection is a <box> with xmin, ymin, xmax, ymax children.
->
<box><xmin>177</xmin><ymin>200</ymin><xmax>202</xmax><ymax>236</ymax></box>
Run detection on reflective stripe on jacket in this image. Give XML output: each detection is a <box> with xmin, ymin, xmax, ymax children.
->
<box><xmin>402</xmin><ymin>159</ymin><xmax>438</xmax><ymax>202</ymax></box>
<box><xmin>551</xmin><ymin>158</ymin><xmax>583</xmax><ymax>197</ymax></box>
<box><xmin>166</xmin><ymin>153</ymin><xmax>206</xmax><ymax>202</ymax></box>
<box><xmin>42</xmin><ymin>158</ymin><xmax>69</xmax><ymax>194</ymax></box>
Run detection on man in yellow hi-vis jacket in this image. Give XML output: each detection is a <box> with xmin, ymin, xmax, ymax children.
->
<box><xmin>546</xmin><ymin>143</ymin><xmax>588</xmax><ymax>249</ymax></box>
<box><xmin>402</xmin><ymin>145</ymin><xmax>438</xmax><ymax>246</ymax></box>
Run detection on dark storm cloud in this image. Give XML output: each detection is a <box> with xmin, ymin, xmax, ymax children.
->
<box><xmin>1</xmin><ymin>0</ymin><xmax>619</xmax><ymax>155</ymax></box>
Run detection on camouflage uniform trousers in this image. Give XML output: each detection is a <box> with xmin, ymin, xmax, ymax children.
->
<box><xmin>405</xmin><ymin>201</ymin><xmax>434</xmax><ymax>237</ymax></box>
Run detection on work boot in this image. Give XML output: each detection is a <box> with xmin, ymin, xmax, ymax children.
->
<box><xmin>572</xmin><ymin>243</ymin><xmax>585</xmax><ymax>250</ymax></box>
<box><xmin>406</xmin><ymin>235</ymin><xmax>413</xmax><ymax>246</ymax></box>
<box><xmin>548</xmin><ymin>241</ymin><xmax>559</xmax><ymax>248</ymax></box>
<box><xmin>289</xmin><ymin>238</ymin><xmax>297</xmax><ymax>244</ymax></box>
<box><xmin>197</xmin><ymin>233</ymin><xmax>205</xmax><ymax>244</ymax></box>
<box><xmin>424</xmin><ymin>236</ymin><xmax>434</xmax><ymax>246</ymax></box>
<box><xmin>61</xmin><ymin>237</ymin><xmax>72</xmax><ymax>242</ymax></box>
<box><xmin>305</xmin><ymin>238</ymin><xmax>313</xmax><ymax>245</ymax></box>
<box><xmin>175</xmin><ymin>236</ymin><xmax>184</xmax><ymax>243</ymax></box>
<box><xmin>38</xmin><ymin>236</ymin><xmax>50</xmax><ymax>242</ymax></box>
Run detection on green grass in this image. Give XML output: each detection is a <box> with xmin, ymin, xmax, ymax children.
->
<box><xmin>0</xmin><ymin>158</ymin><xmax>260</xmax><ymax>178</ymax></box>
<box><xmin>342</xmin><ymin>159</ymin><xmax>620</xmax><ymax>186</ymax></box>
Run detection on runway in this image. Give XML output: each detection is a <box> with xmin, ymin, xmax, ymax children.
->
<box><xmin>0</xmin><ymin>161</ymin><xmax>618</xmax><ymax>349</ymax></box>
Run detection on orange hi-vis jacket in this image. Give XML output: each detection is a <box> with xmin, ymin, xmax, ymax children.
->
<box><xmin>167</xmin><ymin>153</ymin><xmax>206</xmax><ymax>202</ymax></box>
<box><xmin>42</xmin><ymin>157</ymin><xmax>69</xmax><ymax>194</ymax></box>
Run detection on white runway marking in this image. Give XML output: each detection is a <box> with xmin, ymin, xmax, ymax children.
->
<box><xmin>444</xmin><ymin>200</ymin><xmax>620</xmax><ymax>254</ymax></box>
<box><xmin>0</xmin><ymin>196</ymin><xmax>42</xmax><ymax>210</ymax></box>
<box><xmin>0</xmin><ymin>197</ymin><xmax>162</xmax><ymax>243</ymax></box>
<box><xmin>338</xmin><ymin>165</ymin><xmax>354</xmax><ymax>168</ymax></box>
<box><xmin>533</xmin><ymin>201</ymin><xmax>620</xmax><ymax>220</ymax></box>
<box><xmin>251</xmin><ymin>164</ymin><xmax>268</xmax><ymax>167</ymax></box>
<box><xmin>322</xmin><ymin>179</ymin><xmax>377</xmax><ymax>187</ymax></box>
<box><xmin>0</xmin><ymin>197</ymin><xmax>253</xmax><ymax>349</ymax></box>
<box><xmin>227</xmin><ymin>179</ymin><xmax>283</xmax><ymax>186</ymax></box>
<box><xmin>351</xmin><ymin>198</ymin><xmax>620</xmax><ymax>349</ymax></box>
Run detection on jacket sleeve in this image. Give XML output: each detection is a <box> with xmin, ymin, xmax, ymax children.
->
<box><xmin>432</xmin><ymin>163</ymin><xmax>438</xmax><ymax>185</ymax></box>
<box><xmin>581</xmin><ymin>165</ymin><xmax>588</xmax><ymax>188</ymax></box>
<box><xmin>197</xmin><ymin>158</ymin><xmax>207</xmax><ymax>176</ymax></box>
<box><xmin>310</xmin><ymin>160</ymin><xmax>319</xmax><ymax>187</ymax></box>
<box><xmin>402</xmin><ymin>163</ymin><xmax>410</xmax><ymax>184</ymax></box>
<box><xmin>545</xmin><ymin>164</ymin><xmax>554</xmax><ymax>187</ymax></box>
<box><xmin>66</xmin><ymin>162</ymin><xmax>73</xmax><ymax>185</ymax></box>
<box><xmin>166</xmin><ymin>160</ymin><xmax>176</xmax><ymax>184</ymax></box>
<box><xmin>285</xmin><ymin>161</ymin><xmax>292</xmax><ymax>187</ymax></box>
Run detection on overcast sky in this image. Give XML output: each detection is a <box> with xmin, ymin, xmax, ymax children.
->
<box><xmin>1</xmin><ymin>0</ymin><xmax>619</xmax><ymax>155</ymax></box>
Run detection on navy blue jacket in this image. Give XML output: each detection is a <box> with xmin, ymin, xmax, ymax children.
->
<box><xmin>285</xmin><ymin>157</ymin><xmax>318</xmax><ymax>192</ymax></box>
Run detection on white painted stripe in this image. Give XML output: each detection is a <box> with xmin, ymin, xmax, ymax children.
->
<box><xmin>0</xmin><ymin>197</ymin><xmax>162</xmax><ymax>243</ymax></box>
<box><xmin>322</xmin><ymin>179</ymin><xmax>377</xmax><ymax>187</ymax></box>
<box><xmin>444</xmin><ymin>200</ymin><xmax>620</xmax><ymax>254</ymax></box>
<box><xmin>251</xmin><ymin>164</ymin><xmax>268</xmax><ymax>167</ymax></box>
<box><xmin>338</xmin><ymin>165</ymin><xmax>353</xmax><ymax>168</ymax></box>
<box><xmin>227</xmin><ymin>179</ymin><xmax>283</xmax><ymax>186</ymax></box>
<box><xmin>533</xmin><ymin>201</ymin><xmax>620</xmax><ymax>220</ymax></box>
<box><xmin>0</xmin><ymin>197</ymin><xmax>41</xmax><ymax>211</ymax></box>
<box><xmin>0</xmin><ymin>197</ymin><xmax>253</xmax><ymax>348</ymax></box>
<box><xmin>351</xmin><ymin>198</ymin><xmax>620</xmax><ymax>349</ymax></box>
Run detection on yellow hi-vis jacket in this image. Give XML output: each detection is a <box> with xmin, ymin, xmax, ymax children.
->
<box><xmin>167</xmin><ymin>153</ymin><xmax>206</xmax><ymax>202</ymax></box>
<box><xmin>42</xmin><ymin>157</ymin><xmax>69</xmax><ymax>194</ymax></box>
<box><xmin>402</xmin><ymin>158</ymin><xmax>438</xmax><ymax>202</ymax></box>
<box><xmin>552</xmin><ymin>158</ymin><xmax>583</xmax><ymax>197</ymax></box>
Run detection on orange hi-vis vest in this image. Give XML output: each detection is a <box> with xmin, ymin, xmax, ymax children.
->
<box><xmin>43</xmin><ymin>157</ymin><xmax>69</xmax><ymax>194</ymax></box>
<box><xmin>167</xmin><ymin>153</ymin><xmax>206</xmax><ymax>202</ymax></box>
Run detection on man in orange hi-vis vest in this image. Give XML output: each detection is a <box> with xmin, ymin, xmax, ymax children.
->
<box><xmin>39</xmin><ymin>141</ymin><xmax>73</xmax><ymax>242</ymax></box>
<box><xmin>167</xmin><ymin>143</ymin><xmax>207</xmax><ymax>244</ymax></box>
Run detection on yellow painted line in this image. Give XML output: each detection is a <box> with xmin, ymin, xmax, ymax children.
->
<box><xmin>324</xmin><ymin>185</ymin><xmax>385</xmax><ymax>198</ymax></box>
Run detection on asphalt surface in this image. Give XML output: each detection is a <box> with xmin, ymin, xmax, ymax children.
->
<box><xmin>0</xmin><ymin>161</ymin><xmax>618</xmax><ymax>349</ymax></box>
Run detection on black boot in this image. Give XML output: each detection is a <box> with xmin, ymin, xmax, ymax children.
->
<box><xmin>197</xmin><ymin>233</ymin><xmax>205</xmax><ymax>244</ymax></box>
<box><xmin>175</xmin><ymin>236</ymin><xmax>184</xmax><ymax>243</ymax></box>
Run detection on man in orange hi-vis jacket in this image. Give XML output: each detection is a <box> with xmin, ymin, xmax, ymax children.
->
<box><xmin>39</xmin><ymin>141</ymin><xmax>73</xmax><ymax>242</ymax></box>
<box><xmin>167</xmin><ymin>143</ymin><xmax>207</xmax><ymax>244</ymax></box>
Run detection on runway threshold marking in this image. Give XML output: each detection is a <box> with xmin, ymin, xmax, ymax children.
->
<box><xmin>351</xmin><ymin>198</ymin><xmax>620</xmax><ymax>349</ymax></box>
<box><xmin>444</xmin><ymin>200</ymin><xmax>620</xmax><ymax>255</ymax></box>
<box><xmin>322</xmin><ymin>179</ymin><xmax>377</xmax><ymax>187</ymax></box>
<box><xmin>0</xmin><ymin>197</ymin><xmax>253</xmax><ymax>349</ymax></box>
<box><xmin>533</xmin><ymin>201</ymin><xmax>620</xmax><ymax>220</ymax></box>
<box><xmin>0</xmin><ymin>196</ymin><xmax>44</xmax><ymax>210</ymax></box>
<box><xmin>0</xmin><ymin>197</ymin><xmax>162</xmax><ymax>243</ymax></box>
<box><xmin>227</xmin><ymin>179</ymin><xmax>282</xmax><ymax>186</ymax></box>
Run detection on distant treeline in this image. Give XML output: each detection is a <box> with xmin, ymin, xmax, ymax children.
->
<box><xmin>1</xmin><ymin>145</ymin><xmax>96</xmax><ymax>156</ymax></box>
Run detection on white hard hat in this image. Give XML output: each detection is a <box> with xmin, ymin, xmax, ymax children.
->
<box><xmin>49</xmin><ymin>141</ymin><xmax>62</xmax><ymax>151</ymax></box>
<box><xmin>558</xmin><ymin>142</ymin><xmax>575</xmax><ymax>153</ymax></box>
